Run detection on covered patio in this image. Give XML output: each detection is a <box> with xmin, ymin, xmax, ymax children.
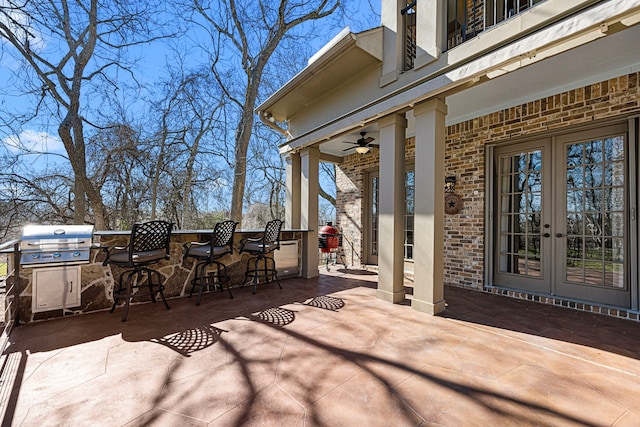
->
<box><xmin>2</xmin><ymin>271</ymin><xmax>640</xmax><ymax>426</ymax></box>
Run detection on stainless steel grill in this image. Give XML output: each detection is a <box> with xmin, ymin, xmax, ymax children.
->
<box><xmin>20</xmin><ymin>225</ymin><xmax>94</xmax><ymax>267</ymax></box>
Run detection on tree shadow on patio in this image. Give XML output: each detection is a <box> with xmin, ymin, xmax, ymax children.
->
<box><xmin>3</xmin><ymin>274</ymin><xmax>640</xmax><ymax>426</ymax></box>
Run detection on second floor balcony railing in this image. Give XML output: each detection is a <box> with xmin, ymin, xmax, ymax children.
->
<box><xmin>402</xmin><ymin>0</ymin><xmax>548</xmax><ymax>70</ymax></box>
<box><xmin>447</xmin><ymin>0</ymin><xmax>547</xmax><ymax>50</ymax></box>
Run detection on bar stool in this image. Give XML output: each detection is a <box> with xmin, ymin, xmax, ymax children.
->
<box><xmin>239</xmin><ymin>219</ymin><xmax>284</xmax><ymax>294</ymax></box>
<box><xmin>103</xmin><ymin>220</ymin><xmax>173</xmax><ymax>321</ymax></box>
<box><xmin>183</xmin><ymin>220</ymin><xmax>238</xmax><ymax>305</ymax></box>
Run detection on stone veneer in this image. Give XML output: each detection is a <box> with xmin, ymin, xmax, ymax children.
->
<box><xmin>16</xmin><ymin>231</ymin><xmax>302</xmax><ymax>323</ymax></box>
<box><xmin>336</xmin><ymin>72</ymin><xmax>640</xmax><ymax>321</ymax></box>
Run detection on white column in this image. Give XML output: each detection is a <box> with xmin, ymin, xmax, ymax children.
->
<box><xmin>412</xmin><ymin>98</ymin><xmax>447</xmax><ymax>315</ymax></box>
<box><xmin>380</xmin><ymin>0</ymin><xmax>403</xmax><ymax>84</ymax></box>
<box><xmin>376</xmin><ymin>113</ymin><xmax>407</xmax><ymax>303</ymax></box>
<box><xmin>285</xmin><ymin>153</ymin><xmax>301</xmax><ymax>229</ymax></box>
<box><xmin>414</xmin><ymin>0</ymin><xmax>442</xmax><ymax>68</ymax></box>
<box><xmin>301</xmin><ymin>147</ymin><xmax>320</xmax><ymax>278</ymax></box>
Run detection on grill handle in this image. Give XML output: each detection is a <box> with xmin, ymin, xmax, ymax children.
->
<box><xmin>26</xmin><ymin>239</ymin><xmax>86</xmax><ymax>246</ymax></box>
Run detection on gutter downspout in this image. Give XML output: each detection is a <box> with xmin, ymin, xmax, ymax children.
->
<box><xmin>257</xmin><ymin>110</ymin><xmax>293</xmax><ymax>140</ymax></box>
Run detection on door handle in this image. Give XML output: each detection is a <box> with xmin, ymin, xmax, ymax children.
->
<box><xmin>556</xmin><ymin>233</ymin><xmax>563</xmax><ymax>238</ymax></box>
<box><xmin>543</xmin><ymin>233</ymin><xmax>550</xmax><ymax>238</ymax></box>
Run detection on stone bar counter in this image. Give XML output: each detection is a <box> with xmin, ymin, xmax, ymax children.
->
<box><xmin>17</xmin><ymin>228</ymin><xmax>311</xmax><ymax>323</ymax></box>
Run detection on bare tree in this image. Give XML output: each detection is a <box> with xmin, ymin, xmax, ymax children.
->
<box><xmin>0</xmin><ymin>0</ymin><xmax>172</xmax><ymax>228</ymax></box>
<box><xmin>143</xmin><ymin>64</ymin><xmax>228</xmax><ymax>228</ymax></box>
<box><xmin>0</xmin><ymin>167</ymin><xmax>75</xmax><ymax>237</ymax></box>
<box><xmin>320</xmin><ymin>162</ymin><xmax>337</xmax><ymax>207</ymax></box>
<box><xmin>0</xmin><ymin>0</ymin><xmax>378</xmax><ymax>233</ymax></box>
<box><xmin>187</xmin><ymin>0</ymin><xmax>341</xmax><ymax>226</ymax></box>
<box><xmin>86</xmin><ymin>123</ymin><xmax>147</xmax><ymax>229</ymax></box>
<box><xmin>245</xmin><ymin>125</ymin><xmax>286</xmax><ymax>221</ymax></box>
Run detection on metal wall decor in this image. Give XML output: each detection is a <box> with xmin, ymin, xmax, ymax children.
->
<box><xmin>444</xmin><ymin>176</ymin><xmax>464</xmax><ymax>215</ymax></box>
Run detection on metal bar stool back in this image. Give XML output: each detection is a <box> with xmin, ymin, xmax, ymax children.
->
<box><xmin>240</xmin><ymin>219</ymin><xmax>284</xmax><ymax>294</ymax></box>
<box><xmin>183</xmin><ymin>220</ymin><xmax>238</xmax><ymax>305</ymax></box>
<box><xmin>103</xmin><ymin>220</ymin><xmax>173</xmax><ymax>321</ymax></box>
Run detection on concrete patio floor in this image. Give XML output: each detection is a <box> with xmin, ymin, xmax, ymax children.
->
<box><xmin>2</xmin><ymin>269</ymin><xmax>640</xmax><ymax>426</ymax></box>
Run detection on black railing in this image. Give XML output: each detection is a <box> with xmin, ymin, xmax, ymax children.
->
<box><xmin>402</xmin><ymin>1</ymin><xmax>417</xmax><ymax>71</ymax></box>
<box><xmin>447</xmin><ymin>0</ymin><xmax>547</xmax><ymax>50</ymax></box>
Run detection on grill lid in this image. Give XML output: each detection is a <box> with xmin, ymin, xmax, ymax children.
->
<box><xmin>21</xmin><ymin>224</ymin><xmax>94</xmax><ymax>240</ymax></box>
<box><xmin>20</xmin><ymin>225</ymin><xmax>94</xmax><ymax>251</ymax></box>
<box><xmin>20</xmin><ymin>224</ymin><xmax>94</xmax><ymax>267</ymax></box>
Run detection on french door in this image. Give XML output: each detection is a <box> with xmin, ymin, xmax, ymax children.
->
<box><xmin>553</xmin><ymin>125</ymin><xmax>629</xmax><ymax>306</ymax></box>
<box><xmin>494</xmin><ymin>140</ymin><xmax>552</xmax><ymax>293</ymax></box>
<box><xmin>494</xmin><ymin>124</ymin><xmax>631</xmax><ymax>307</ymax></box>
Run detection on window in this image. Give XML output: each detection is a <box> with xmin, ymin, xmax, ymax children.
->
<box><xmin>405</xmin><ymin>170</ymin><xmax>415</xmax><ymax>259</ymax></box>
<box><xmin>368</xmin><ymin>169</ymin><xmax>414</xmax><ymax>261</ymax></box>
<box><xmin>370</xmin><ymin>174</ymin><xmax>379</xmax><ymax>258</ymax></box>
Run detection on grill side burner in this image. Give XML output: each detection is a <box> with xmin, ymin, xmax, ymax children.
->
<box><xmin>20</xmin><ymin>225</ymin><xmax>94</xmax><ymax>267</ymax></box>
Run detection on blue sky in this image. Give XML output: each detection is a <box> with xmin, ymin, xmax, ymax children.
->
<box><xmin>0</xmin><ymin>0</ymin><xmax>380</xmax><ymax>168</ymax></box>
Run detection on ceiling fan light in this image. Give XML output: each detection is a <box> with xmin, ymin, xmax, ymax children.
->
<box><xmin>355</xmin><ymin>146</ymin><xmax>369</xmax><ymax>154</ymax></box>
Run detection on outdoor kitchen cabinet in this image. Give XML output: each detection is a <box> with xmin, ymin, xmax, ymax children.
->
<box><xmin>12</xmin><ymin>228</ymin><xmax>309</xmax><ymax>322</ymax></box>
<box><xmin>32</xmin><ymin>265</ymin><xmax>81</xmax><ymax>313</ymax></box>
<box><xmin>19</xmin><ymin>224</ymin><xmax>93</xmax><ymax>315</ymax></box>
<box><xmin>273</xmin><ymin>240</ymin><xmax>299</xmax><ymax>278</ymax></box>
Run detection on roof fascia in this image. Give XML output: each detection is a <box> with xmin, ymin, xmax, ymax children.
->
<box><xmin>256</xmin><ymin>27</ymin><xmax>383</xmax><ymax>114</ymax></box>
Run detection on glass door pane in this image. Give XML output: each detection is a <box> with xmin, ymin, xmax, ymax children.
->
<box><xmin>564</xmin><ymin>138</ymin><xmax>625</xmax><ymax>286</ymax></box>
<box><xmin>498</xmin><ymin>150</ymin><xmax>542</xmax><ymax>277</ymax></box>
<box><xmin>554</xmin><ymin>125</ymin><xmax>630</xmax><ymax>307</ymax></box>
<box><xmin>494</xmin><ymin>141</ymin><xmax>550</xmax><ymax>293</ymax></box>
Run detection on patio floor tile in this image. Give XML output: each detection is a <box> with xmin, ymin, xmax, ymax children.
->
<box><xmin>2</xmin><ymin>269</ymin><xmax>640</xmax><ymax>426</ymax></box>
<box><xmin>305</xmin><ymin>370</ymin><xmax>424</xmax><ymax>427</ymax></box>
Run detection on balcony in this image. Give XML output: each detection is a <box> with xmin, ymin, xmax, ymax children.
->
<box><xmin>1</xmin><ymin>269</ymin><xmax>640</xmax><ymax>425</ymax></box>
<box><xmin>447</xmin><ymin>0</ymin><xmax>547</xmax><ymax>50</ymax></box>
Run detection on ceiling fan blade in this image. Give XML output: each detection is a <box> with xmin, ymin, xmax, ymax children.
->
<box><xmin>368</xmin><ymin>143</ymin><xmax>379</xmax><ymax>148</ymax></box>
<box><xmin>342</xmin><ymin>146</ymin><xmax>356</xmax><ymax>152</ymax></box>
<box><xmin>363</xmin><ymin>137</ymin><xmax>375</xmax><ymax>144</ymax></box>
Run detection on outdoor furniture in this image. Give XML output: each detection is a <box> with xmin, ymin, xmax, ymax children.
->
<box><xmin>239</xmin><ymin>219</ymin><xmax>284</xmax><ymax>294</ymax></box>
<box><xmin>183</xmin><ymin>220</ymin><xmax>238</xmax><ymax>305</ymax></box>
<box><xmin>103</xmin><ymin>220</ymin><xmax>173</xmax><ymax>321</ymax></box>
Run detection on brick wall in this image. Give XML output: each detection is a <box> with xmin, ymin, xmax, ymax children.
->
<box><xmin>335</xmin><ymin>150</ymin><xmax>379</xmax><ymax>267</ymax></box>
<box><xmin>336</xmin><ymin>72</ymin><xmax>640</xmax><ymax>292</ymax></box>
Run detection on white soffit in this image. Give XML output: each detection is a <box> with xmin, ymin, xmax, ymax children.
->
<box><xmin>257</xmin><ymin>27</ymin><xmax>383</xmax><ymax>122</ymax></box>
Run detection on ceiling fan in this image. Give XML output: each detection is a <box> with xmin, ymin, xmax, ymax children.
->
<box><xmin>342</xmin><ymin>132</ymin><xmax>377</xmax><ymax>154</ymax></box>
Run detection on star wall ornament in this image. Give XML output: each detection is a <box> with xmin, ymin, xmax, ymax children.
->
<box><xmin>444</xmin><ymin>176</ymin><xmax>463</xmax><ymax>215</ymax></box>
<box><xmin>445</xmin><ymin>193</ymin><xmax>464</xmax><ymax>215</ymax></box>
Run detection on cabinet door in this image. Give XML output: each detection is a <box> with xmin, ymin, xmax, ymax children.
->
<box><xmin>33</xmin><ymin>266</ymin><xmax>81</xmax><ymax>312</ymax></box>
<box><xmin>274</xmin><ymin>240</ymin><xmax>299</xmax><ymax>278</ymax></box>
